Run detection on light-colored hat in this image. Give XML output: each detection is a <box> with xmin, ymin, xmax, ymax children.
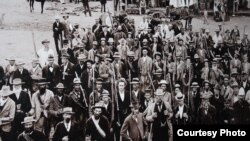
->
<box><xmin>55</xmin><ymin>15</ymin><xmax>60</xmax><ymax>20</ymax></box>
<box><xmin>77</xmin><ymin>54</ymin><xmax>87</xmax><ymax>60</ymax></box>
<box><xmin>0</xmin><ymin>86</ymin><xmax>13</xmax><ymax>97</ymax></box>
<box><xmin>119</xmin><ymin>38</ymin><xmax>126</xmax><ymax>44</ymax></box>
<box><xmin>175</xmin><ymin>84</ymin><xmax>181</xmax><ymax>88</ymax></box>
<box><xmin>54</xmin><ymin>83</ymin><xmax>65</xmax><ymax>89</ymax></box>
<box><xmin>11</xmin><ymin>78</ymin><xmax>25</xmax><ymax>85</ymax></box>
<box><xmin>62</xmin><ymin>107</ymin><xmax>75</xmax><ymax>114</ymax></box>
<box><xmin>15</xmin><ymin>60</ymin><xmax>25</xmax><ymax>66</ymax></box>
<box><xmin>92</xmin><ymin>102</ymin><xmax>104</xmax><ymax>110</ymax></box>
<box><xmin>154</xmin><ymin>88</ymin><xmax>164</xmax><ymax>96</ymax></box>
<box><xmin>194</xmin><ymin>54</ymin><xmax>200</xmax><ymax>59</ymax></box>
<box><xmin>21</xmin><ymin>116</ymin><xmax>36</xmax><ymax>124</ymax></box>
<box><xmin>101</xmin><ymin>90</ymin><xmax>110</xmax><ymax>97</ymax></box>
<box><xmin>238</xmin><ymin>87</ymin><xmax>245</xmax><ymax>96</ymax></box>
<box><xmin>191</xmin><ymin>82</ymin><xmax>200</xmax><ymax>88</ymax></box>
<box><xmin>231</xmin><ymin>81</ymin><xmax>239</xmax><ymax>87</ymax></box>
<box><xmin>131</xmin><ymin>78</ymin><xmax>140</xmax><ymax>84</ymax></box>
<box><xmin>159</xmin><ymin>80</ymin><xmax>168</xmax><ymax>85</ymax></box>
<box><xmin>127</xmin><ymin>51</ymin><xmax>135</xmax><ymax>57</ymax></box>
<box><xmin>32</xmin><ymin>59</ymin><xmax>40</xmax><ymax>64</ymax></box>
<box><xmin>108</xmin><ymin>38</ymin><xmax>114</xmax><ymax>43</ymax></box>
<box><xmin>6</xmin><ymin>57</ymin><xmax>16</xmax><ymax>61</ymax></box>
<box><xmin>175</xmin><ymin>92</ymin><xmax>185</xmax><ymax>101</ymax></box>
<box><xmin>154</xmin><ymin>69</ymin><xmax>163</xmax><ymax>75</ymax></box>
<box><xmin>73</xmin><ymin>78</ymin><xmax>81</xmax><ymax>84</ymax></box>
<box><xmin>142</xmin><ymin>39</ymin><xmax>148</xmax><ymax>43</ymax></box>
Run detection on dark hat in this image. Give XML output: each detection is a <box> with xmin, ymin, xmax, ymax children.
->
<box><xmin>85</xmin><ymin>59</ymin><xmax>94</xmax><ymax>64</ymax></box>
<box><xmin>224</xmin><ymin>74</ymin><xmax>230</xmax><ymax>79</ymax></box>
<box><xmin>102</xmin><ymin>25</ymin><xmax>109</xmax><ymax>28</ymax></box>
<box><xmin>61</xmin><ymin>53</ymin><xmax>70</xmax><ymax>59</ymax></box>
<box><xmin>63</xmin><ymin>40</ymin><xmax>69</xmax><ymax>44</ymax></box>
<box><xmin>129</xmin><ymin>100</ymin><xmax>141</xmax><ymax>109</ymax></box>
<box><xmin>175</xmin><ymin>92</ymin><xmax>185</xmax><ymax>101</ymax></box>
<box><xmin>154</xmin><ymin>52</ymin><xmax>162</xmax><ymax>58</ymax></box>
<box><xmin>141</xmin><ymin>47</ymin><xmax>149</xmax><ymax>51</ymax></box>
<box><xmin>145</xmin><ymin>89</ymin><xmax>152</xmax><ymax>93</ymax></box>
<box><xmin>154</xmin><ymin>69</ymin><xmax>163</xmax><ymax>75</ymax></box>
<box><xmin>48</xmin><ymin>54</ymin><xmax>55</xmax><ymax>61</ymax></box>
<box><xmin>214</xmin><ymin>84</ymin><xmax>221</xmax><ymax>91</ymax></box>
<box><xmin>203</xmin><ymin>80</ymin><xmax>210</xmax><ymax>85</ymax></box>
<box><xmin>41</xmin><ymin>39</ymin><xmax>50</xmax><ymax>44</ymax></box>
<box><xmin>113</xmin><ymin>52</ymin><xmax>121</xmax><ymax>58</ymax></box>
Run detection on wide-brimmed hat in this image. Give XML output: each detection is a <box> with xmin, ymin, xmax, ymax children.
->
<box><xmin>191</xmin><ymin>82</ymin><xmax>200</xmax><ymax>88</ymax></box>
<box><xmin>127</xmin><ymin>51</ymin><xmax>135</xmax><ymax>57</ymax></box>
<box><xmin>62</xmin><ymin>107</ymin><xmax>75</xmax><ymax>114</ymax></box>
<box><xmin>159</xmin><ymin>80</ymin><xmax>168</xmax><ymax>85</ymax></box>
<box><xmin>15</xmin><ymin>60</ymin><xmax>25</xmax><ymax>66</ymax></box>
<box><xmin>231</xmin><ymin>81</ymin><xmax>239</xmax><ymax>88</ymax></box>
<box><xmin>231</xmin><ymin>69</ymin><xmax>238</xmax><ymax>75</ymax></box>
<box><xmin>194</xmin><ymin>54</ymin><xmax>200</xmax><ymax>59</ymax></box>
<box><xmin>113</xmin><ymin>52</ymin><xmax>121</xmax><ymax>58</ymax></box>
<box><xmin>153</xmin><ymin>69</ymin><xmax>163</xmax><ymax>75</ymax></box>
<box><xmin>154</xmin><ymin>52</ymin><xmax>162</xmax><ymax>58</ymax></box>
<box><xmin>175</xmin><ymin>84</ymin><xmax>181</xmax><ymax>88</ymax></box>
<box><xmin>131</xmin><ymin>78</ymin><xmax>140</xmax><ymax>84</ymax></box>
<box><xmin>101</xmin><ymin>90</ymin><xmax>110</xmax><ymax>97</ymax></box>
<box><xmin>141</xmin><ymin>47</ymin><xmax>149</xmax><ymax>52</ymax></box>
<box><xmin>96</xmin><ymin>78</ymin><xmax>103</xmax><ymax>84</ymax></box>
<box><xmin>175</xmin><ymin>92</ymin><xmax>185</xmax><ymax>101</ymax></box>
<box><xmin>92</xmin><ymin>102</ymin><xmax>105</xmax><ymax>110</ymax></box>
<box><xmin>0</xmin><ymin>86</ymin><xmax>13</xmax><ymax>97</ymax></box>
<box><xmin>154</xmin><ymin>88</ymin><xmax>164</xmax><ymax>96</ymax></box>
<box><xmin>11</xmin><ymin>78</ymin><xmax>25</xmax><ymax>85</ymax></box>
<box><xmin>42</xmin><ymin>39</ymin><xmax>50</xmax><ymax>44</ymax></box>
<box><xmin>47</xmin><ymin>54</ymin><xmax>55</xmax><ymax>61</ymax></box>
<box><xmin>73</xmin><ymin>78</ymin><xmax>81</xmax><ymax>84</ymax></box>
<box><xmin>54</xmin><ymin>83</ymin><xmax>65</xmax><ymax>89</ymax></box>
<box><xmin>61</xmin><ymin>53</ymin><xmax>70</xmax><ymax>59</ymax></box>
<box><xmin>108</xmin><ymin>38</ymin><xmax>114</xmax><ymax>43</ymax></box>
<box><xmin>21</xmin><ymin>116</ymin><xmax>36</xmax><ymax>124</ymax></box>
<box><xmin>119</xmin><ymin>38</ymin><xmax>126</xmax><ymax>44</ymax></box>
<box><xmin>6</xmin><ymin>57</ymin><xmax>16</xmax><ymax>61</ymax></box>
<box><xmin>142</xmin><ymin>39</ymin><xmax>148</xmax><ymax>43</ymax></box>
<box><xmin>203</xmin><ymin>80</ymin><xmax>210</xmax><ymax>85</ymax></box>
<box><xmin>77</xmin><ymin>54</ymin><xmax>87</xmax><ymax>60</ymax></box>
<box><xmin>32</xmin><ymin>58</ymin><xmax>40</xmax><ymax>64</ymax></box>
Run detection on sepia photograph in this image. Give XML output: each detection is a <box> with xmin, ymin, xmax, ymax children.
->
<box><xmin>0</xmin><ymin>0</ymin><xmax>250</xmax><ymax>141</ymax></box>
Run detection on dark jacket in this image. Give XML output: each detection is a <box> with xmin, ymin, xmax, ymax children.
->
<box><xmin>52</xmin><ymin>121</ymin><xmax>81</xmax><ymax>141</ymax></box>
<box><xmin>86</xmin><ymin>116</ymin><xmax>111</xmax><ymax>141</ymax></box>
<box><xmin>42</xmin><ymin>63</ymin><xmax>61</xmax><ymax>90</ymax></box>
<box><xmin>53</xmin><ymin>22</ymin><xmax>64</xmax><ymax>38</ymax></box>
<box><xmin>12</xmin><ymin>69</ymin><xmax>32</xmax><ymax>90</ymax></box>
<box><xmin>18</xmin><ymin>130</ymin><xmax>47</xmax><ymax>141</ymax></box>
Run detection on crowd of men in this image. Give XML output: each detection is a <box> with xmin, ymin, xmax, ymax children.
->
<box><xmin>1</xmin><ymin>7</ymin><xmax>250</xmax><ymax>141</ymax></box>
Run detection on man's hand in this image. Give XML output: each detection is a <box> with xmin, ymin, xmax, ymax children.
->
<box><xmin>152</xmin><ymin>112</ymin><xmax>157</xmax><ymax>118</ymax></box>
<box><xmin>62</xmin><ymin>136</ymin><xmax>69</xmax><ymax>141</ymax></box>
<box><xmin>175</xmin><ymin>112</ymin><xmax>180</xmax><ymax>118</ymax></box>
<box><xmin>183</xmin><ymin>113</ymin><xmax>188</xmax><ymax>119</ymax></box>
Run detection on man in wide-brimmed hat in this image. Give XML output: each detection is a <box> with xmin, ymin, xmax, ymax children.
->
<box><xmin>86</xmin><ymin>102</ymin><xmax>110</xmax><ymax>141</ymax></box>
<box><xmin>28</xmin><ymin>79</ymin><xmax>54</xmax><ymax>139</ymax></box>
<box><xmin>174</xmin><ymin>92</ymin><xmax>191</xmax><ymax>125</ymax></box>
<box><xmin>0</xmin><ymin>86</ymin><xmax>16</xmax><ymax>141</ymax></box>
<box><xmin>29</xmin><ymin>58</ymin><xmax>42</xmax><ymax>79</ymax></box>
<box><xmin>68</xmin><ymin>78</ymin><xmax>88</xmax><ymax>139</ymax></box>
<box><xmin>112</xmin><ymin>52</ymin><xmax>126</xmax><ymax>80</ymax></box>
<box><xmin>159</xmin><ymin>79</ymin><xmax>172</xmax><ymax>105</ymax></box>
<box><xmin>17</xmin><ymin>116</ymin><xmax>46</xmax><ymax>141</ymax></box>
<box><xmin>49</xmin><ymin>83</ymin><xmax>70</xmax><ymax>127</ymax></box>
<box><xmin>9</xmin><ymin>78</ymin><xmax>32</xmax><ymax>135</ymax></box>
<box><xmin>53</xmin><ymin>15</ymin><xmax>63</xmax><ymax>55</ymax></box>
<box><xmin>12</xmin><ymin>59</ymin><xmax>32</xmax><ymax>91</ymax></box>
<box><xmin>5</xmin><ymin>57</ymin><xmax>17</xmax><ymax>86</ymax></box>
<box><xmin>131</xmin><ymin>78</ymin><xmax>145</xmax><ymax>104</ymax></box>
<box><xmin>121</xmin><ymin>100</ymin><xmax>145</xmax><ymax>141</ymax></box>
<box><xmin>145</xmin><ymin>88</ymin><xmax>173</xmax><ymax>141</ymax></box>
<box><xmin>52</xmin><ymin>107</ymin><xmax>81</xmax><ymax>141</ymax></box>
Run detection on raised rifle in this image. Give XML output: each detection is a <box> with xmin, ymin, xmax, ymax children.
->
<box><xmin>75</xmin><ymin>72</ymin><xmax>88</xmax><ymax>108</ymax></box>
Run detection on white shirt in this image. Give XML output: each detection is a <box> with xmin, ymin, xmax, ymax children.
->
<box><xmin>15</xmin><ymin>91</ymin><xmax>21</xmax><ymax>99</ymax></box>
<box><xmin>58</xmin><ymin>96</ymin><xmax>63</xmax><ymax>101</ymax></box>
<box><xmin>178</xmin><ymin>105</ymin><xmax>184</xmax><ymax>119</ymax></box>
<box><xmin>133</xmin><ymin>90</ymin><xmax>139</xmax><ymax>98</ymax></box>
<box><xmin>119</xmin><ymin>91</ymin><xmax>125</xmax><ymax>101</ymax></box>
<box><xmin>64</xmin><ymin>121</ymin><xmax>71</xmax><ymax>132</ymax></box>
<box><xmin>37</xmin><ymin>48</ymin><xmax>54</xmax><ymax>67</ymax></box>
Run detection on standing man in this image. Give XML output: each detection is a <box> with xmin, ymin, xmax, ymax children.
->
<box><xmin>83</xmin><ymin>25</ymin><xmax>96</xmax><ymax>51</ymax></box>
<box><xmin>9</xmin><ymin>78</ymin><xmax>32</xmax><ymax>137</ymax></box>
<box><xmin>138</xmin><ymin>47</ymin><xmax>153</xmax><ymax>92</ymax></box>
<box><xmin>5</xmin><ymin>57</ymin><xmax>17</xmax><ymax>86</ymax></box>
<box><xmin>42</xmin><ymin>54</ymin><xmax>61</xmax><ymax>91</ymax></box>
<box><xmin>82</xmin><ymin>0</ymin><xmax>92</xmax><ymax>17</ymax></box>
<box><xmin>28</xmin><ymin>81</ymin><xmax>54</xmax><ymax>140</ymax></box>
<box><xmin>61</xmin><ymin>53</ymin><xmax>75</xmax><ymax>93</ymax></box>
<box><xmin>100</xmin><ymin>0</ymin><xmax>107</xmax><ymax>13</ymax></box>
<box><xmin>0</xmin><ymin>86</ymin><xmax>16</xmax><ymax>141</ymax></box>
<box><xmin>52</xmin><ymin>107</ymin><xmax>81</xmax><ymax>141</ymax></box>
<box><xmin>121</xmin><ymin>100</ymin><xmax>146</xmax><ymax>141</ymax></box>
<box><xmin>12</xmin><ymin>60</ymin><xmax>32</xmax><ymax>91</ymax></box>
<box><xmin>146</xmin><ymin>88</ymin><xmax>173</xmax><ymax>141</ymax></box>
<box><xmin>53</xmin><ymin>15</ymin><xmax>64</xmax><ymax>55</ymax></box>
<box><xmin>86</xmin><ymin>102</ymin><xmax>111</xmax><ymax>141</ymax></box>
<box><xmin>131</xmin><ymin>78</ymin><xmax>145</xmax><ymax>103</ymax></box>
<box><xmin>17</xmin><ymin>116</ymin><xmax>47</xmax><ymax>141</ymax></box>
<box><xmin>37</xmin><ymin>39</ymin><xmax>55</xmax><ymax>67</ymax></box>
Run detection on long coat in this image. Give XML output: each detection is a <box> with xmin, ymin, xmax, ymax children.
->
<box><xmin>0</xmin><ymin>97</ymin><xmax>15</xmax><ymax>132</ymax></box>
<box><xmin>86</xmin><ymin>116</ymin><xmax>111</xmax><ymax>141</ymax></box>
<box><xmin>138</xmin><ymin>56</ymin><xmax>153</xmax><ymax>76</ymax></box>
<box><xmin>61</xmin><ymin>62</ymin><xmax>75</xmax><ymax>91</ymax></box>
<box><xmin>120</xmin><ymin>113</ymin><xmax>145</xmax><ymax>141</ymax></box>
<box><xmin>52</xmin><ymin>121</ymin><xmax>81</xmax><ymax>141</ymax></box>
<box><xmin>117</xmin><ymin>91</ymin><xmax>131</xmax><ymax>125</ymax></box>
<box><xmin>83</xmin><ymin>32</ymin><xmax>96</xmax><ymax>51</ymax></box>
<box><xmin>173</xmin><ymin>104</ymin><xmax>192</xmax><ymax>125</ymax></box>
<box><xmin>9</xmin><ymin>91</ymin><xmax>32</xmax><ymax>132</ymax></box>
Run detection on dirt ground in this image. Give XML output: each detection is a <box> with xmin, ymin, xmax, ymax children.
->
<box><xmin>0</xmin><ymin>0</ymin><xmax>114</xmax><ymax>68</ymax></box>
<box><xmin>0</xmin><ymin>0</ymin><xmax>250</xmax><ymax>69</ymax></box>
